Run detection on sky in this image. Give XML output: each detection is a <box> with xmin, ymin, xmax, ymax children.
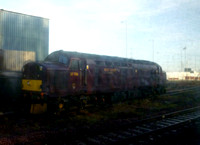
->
<box><xmin>1</xmin><ymin>0</ymin><xmax>200</xmax><ymax>72</ymax></box>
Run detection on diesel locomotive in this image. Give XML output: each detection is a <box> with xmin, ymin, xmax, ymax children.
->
<box><xmin>22</xmin><ymin>50</ymin><xmax>166</xmax><ymax>114</ymax></box>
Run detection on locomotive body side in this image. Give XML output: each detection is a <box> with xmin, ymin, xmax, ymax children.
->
<box><xmin>22</xmin><ymin>50</ymin><xmax>166</xmax><ymax>113</ymax></box>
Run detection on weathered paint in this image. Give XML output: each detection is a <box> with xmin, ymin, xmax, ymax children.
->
<box><xmin>70</xmin><ymin>72</ymin><xmax>79</xmax><ymax>76</ymax></box>
<box><xmin>22</xmin><ymin>79</ymin><xmax>42</xmax><ymax>92</ymax></box>
<box><xmin>104</xmin><ymin>68</ymin><xmax>118</xmax><ymax>72</ymax></box>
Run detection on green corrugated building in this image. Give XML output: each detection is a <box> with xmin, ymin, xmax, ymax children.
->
<box><xmin>0</xmin><ymin>9</ymin><xmax>49</xmax><ymax>61</ymax></box>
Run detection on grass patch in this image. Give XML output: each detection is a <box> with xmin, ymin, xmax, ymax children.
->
<box><xmin>70</xmin><ymin>81</ymin><xmax>200</xmax><ymax>124</ymax></box>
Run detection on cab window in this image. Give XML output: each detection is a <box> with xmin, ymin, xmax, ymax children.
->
<box><xmin>59</xmin><ymin>55</ymin><xmax>68</xmax><ymax>64</ymax></box>
<box><xmin>70</xmin><ymin>59</ymin><xmax>79</xmax><ymax>70</ymax></box>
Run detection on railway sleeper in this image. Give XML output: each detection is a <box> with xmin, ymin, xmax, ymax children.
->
<box><xmin>141</xmin><ymin>123</ymin><xmax>157</xmax><ymax>130</ymax></box>
<box><xmin>155</xmin><ymin>122</ymin><xmax>171</xmax><ymax>128</ymax></box>
<box><xmin>135</xmin><ymin>126</ymin><xmax>153</xmax><ymax>132</ymax></box>
<box><xmin>97</xmin><ymin>135</ymin><xmax>116</xmax><ymax>144</ymax></box>
<box><xmin>87</xmin><ymin>137</ymin><xmax>102</xmax><ymax>145</ymax></box>
<box><xmin>105</xmin><ymin>132</ymin><xmax>126</xmax><ymax>142</ymax></box>
<box><xmin>162</xmin><ymin>119</ymin><xmax>183</xmax><ymax>124</ymax></box>
<box><xmin>74</xmin><ymin>141</ymin><xmax>87</xmax><ymax>145</ymax></box>
<box><xmin>97</xmin><ymin>130</ymin><xmax>141</xmax><ymax>144</ymax></box>
<box><xmin>120</xmin><ymin>131</ymin><xmax>132</xmax><ymax>137</ymax></box>
<box><xmin>114</xmin><ymin>133</ymin><xmax>127</xmax><ymax>139</ymax></box>
<box><xmin>127</xmin><ymin>128</ymin><xmax>144</xmax><ymax>135</ymax></box>
<box><xmin>77</xmin><ymin>110</ymin><xmax>200</xmax><ymax>145</ymax></box>
<box><xmin>168</xmin><ymin>118</ymin><xmax>185</xmax><ymax>123</ymax></box>
<box><xmin>157</xmin><ymin>120</ymin><xmax>173</xmax><ymax>126</ymax></box>
<box><xmin>143</xmin><ymin>122</ymin><xmax>163</xmax><ymax>130</ymax></box>
<box><xmin>176</xmin><ymin>115</ymin><xmax>194</xmax><ymax>121</ymax></box>
<box><xmin>171</xmin><ymin>116</ymin><xmax>194</xmax><ymax>121</ymax></box>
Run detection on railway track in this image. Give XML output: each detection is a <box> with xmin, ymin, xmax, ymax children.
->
<box><xmin>1</xmin><ymin>107</ymin><xmax>200</xmax><ymax>145</ymax></box>
<box><xmin>1</xmin><ymin>84</ymin><xmax>200</xmax><ymax>144</ymax></box>
<box><xmin>73</xmin><ymin>106</ymin><xmax>200</xmax><ymax>145</ymax></box>
<box><xmin>164</xmin><ymin>86</ymin><xmax>200</xmax><ymax>96</ymax></box>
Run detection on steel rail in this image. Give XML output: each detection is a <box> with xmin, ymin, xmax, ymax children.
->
<box><xmin>163</xmin><ymin>86</ymin><xmax>200</xmax><ymax>96</ymax></box>
<box><xmin>74</xmin><ymin>106</ymin><xmax>200</xmax><ymax>145</ymax></box>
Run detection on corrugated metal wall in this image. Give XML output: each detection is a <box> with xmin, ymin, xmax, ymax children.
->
<box><xmin>0</xmin><ymin>10</ymin><xmax>49</xmax><ymax>61</ymax></box>
<box><xmin>0</xmin><ymin>49</ymin><xmax>35</xmax><ymax>71</ymax></box>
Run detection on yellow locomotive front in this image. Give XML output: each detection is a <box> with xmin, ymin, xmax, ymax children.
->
<box><xmin>22</xmin><ymin>62</ymin><xmax>47</xmax><ymax>114</ymax></box>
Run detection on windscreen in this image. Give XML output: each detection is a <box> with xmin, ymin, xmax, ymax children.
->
<box><xmin>22</xmin><ymin>63</ymin><xmax>44</xmax><ymax>80</ymax></box>
<box><xmin>44</xmin><ymin>52</ymin><xmax>69</xmax><ymax>66</ymax></box>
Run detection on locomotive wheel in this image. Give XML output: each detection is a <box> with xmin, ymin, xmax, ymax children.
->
<box><xmin>30</xmin><ymin>103</ymin><xmax>47</xmax><ymax>114</ymax></box>
<box><xmin>58</xmin><ymin>100</ymin><xmax>66</xmax><ymax>111</ymax></box>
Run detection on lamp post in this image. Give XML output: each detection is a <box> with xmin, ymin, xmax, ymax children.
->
<box><xmin>181</xmin><ymin>48</ymin><xmax>183</xmax><ymax>72</ymax></box>
<box><xmin>183</xmin><ymin>47</ymin><xmax>187</xmax><ymax>70</ymax></box>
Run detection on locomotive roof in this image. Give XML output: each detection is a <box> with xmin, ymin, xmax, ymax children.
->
<box><xmin>41</xmin><ymin>62</ymin><xmax>68</xmax><ymax>70</ymax></box>
<box><xmin>45</xmin><ymin>50</ymin><xmax>160</xmax><ymax>66</ymax></box>
<box><xmin>24</xmin><ymin>61</ymin><xmax>68</xmax><ymax>71</ymax></box>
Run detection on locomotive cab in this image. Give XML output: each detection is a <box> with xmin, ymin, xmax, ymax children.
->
<box><xmin>22</xmin><ymin>62</ymin><xmax>47</xmax><ymax>114</ymax></box>
<box><xmin>22</xmin><ymin>62</ymin><xmax>45</xmax><ymax>92</ymax></box>
<box><xmin>22</xmin><ymin>62</ymin><xmax>69</xmax><ymax>114</ymax></box>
